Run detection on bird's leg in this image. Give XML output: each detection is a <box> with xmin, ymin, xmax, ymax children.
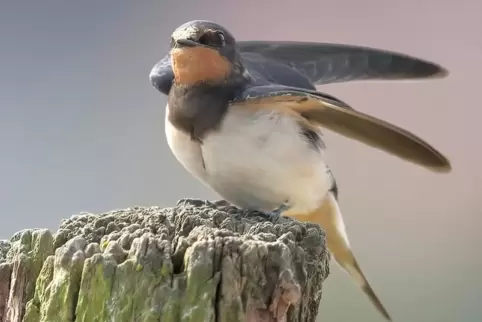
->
<box><xmin>264</xmin><ymin>203</ymin><xmax>290</xmax><ymax>223</ymax></box>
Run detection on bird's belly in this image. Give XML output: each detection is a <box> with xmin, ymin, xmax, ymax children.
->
<box><xmin>201</xmin><ymin>105</ymin><xmax>332</xmax><ymax>213</ymax></box>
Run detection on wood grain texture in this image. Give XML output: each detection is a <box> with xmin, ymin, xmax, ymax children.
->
<box><xmin>0</xmin><ymin>199</ymin><xmax>329</xmax><ymax>322</ymax></box>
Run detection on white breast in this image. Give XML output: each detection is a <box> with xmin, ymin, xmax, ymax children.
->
<box><xmin>165</xmin><ymin>103</ymin><xmax>332</xmax><ymax>213</ymax></box>
<box><xmin>165</xmin><ymin>106</ymin><xmax>209</xmax><ymax>183</ymax></box>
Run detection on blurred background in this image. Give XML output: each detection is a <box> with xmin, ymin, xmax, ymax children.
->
<box><xmin>0</xmin><ymin>0</ymin><xmax>480</xmax><ymax>321</ymax></box>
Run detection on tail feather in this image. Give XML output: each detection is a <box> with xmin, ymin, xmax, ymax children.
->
<box><xmin>284</xmin><ymin>192</ymin><xmax>392</xmax><ymax>320</ymax></box>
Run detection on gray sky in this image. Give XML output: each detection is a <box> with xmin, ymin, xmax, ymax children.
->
<box><xmin>0</xmin><ymin>1</ymin><xmax>480</xmax><ymax>321</ymax></box>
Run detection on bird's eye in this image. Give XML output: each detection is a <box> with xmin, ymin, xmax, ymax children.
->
<box><xmin>198</xmin><ymin>31</ymin><xmax>226</xmax><ymax>48</ymax></box>
<box><xmin>216</xmin><ymin>32</ymin><xmax>226</xmax><ymax>47</ymax></box>
<box><xmin>198</xmin><ymin>33</ymin><xmax>210</xmax><ymax>46</ymax></box>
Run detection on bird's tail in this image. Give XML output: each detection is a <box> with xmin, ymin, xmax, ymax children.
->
<box><xmin>284</xmin><ymin>192</ymin><xmax>392</xmax><ymax>321</ymax></box>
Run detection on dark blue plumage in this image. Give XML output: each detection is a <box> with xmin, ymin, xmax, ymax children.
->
<box><xmin>150</xmin><ymin>39</ymin><xmax>447</xmax><ymax>96</ymax></box>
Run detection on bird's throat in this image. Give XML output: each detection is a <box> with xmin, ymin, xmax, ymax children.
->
<box><xmin>167</xmin><ymin>83</ymin><xmax>235</xmax><ymax>141</ymax></box>
<box><xmin>171</xmin><ymin>47</ymin><xmax>231</xmax><ymax>86</ymax></box>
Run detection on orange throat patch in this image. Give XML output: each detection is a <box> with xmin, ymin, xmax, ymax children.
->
<box><xmin>171</xmin><ymin>47</ymin><xmax>232</xmax><ymax>86</ymax></box>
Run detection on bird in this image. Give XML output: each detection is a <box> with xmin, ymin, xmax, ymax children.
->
<box><xmin>149</xmin><ymin>20</ymin><xmax>451</xmax><ymax>320</ymax></box>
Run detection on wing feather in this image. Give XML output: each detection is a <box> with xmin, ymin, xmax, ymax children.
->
<box><xmin>239</xmin><ymin>41</ymin><xmax>448</xmax><ymax>85</ymax></box>
<box><xmin>232</xmin><ymin>87</ymin><xmax>451</xmax><ymax>172</ymax></box>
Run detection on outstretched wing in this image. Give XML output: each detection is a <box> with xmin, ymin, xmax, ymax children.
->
<box><xmin>149</xmin><ymin>41</ymin><xmax>448</xmax><ymax>94</ymax></box>
<box><xmin>238</xmin><ymin>41</ymin><xmax>448</xmax><ymax>86</ymax></box>
<box><xmin>232</xmin><ymin>85</ymin><xmax>451</xmax><ymax>173</ymax></box>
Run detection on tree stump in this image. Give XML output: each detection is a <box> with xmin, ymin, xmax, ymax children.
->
<box><xmin>0</xmin><ymin>199</ymin><xmax>329</xmax><ymax>322</ymax></box>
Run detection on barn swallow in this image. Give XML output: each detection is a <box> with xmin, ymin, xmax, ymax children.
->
<box><xmin>149</xmin><ymin>20</ymin><xmax>451</xmax><ymax>320</ymax></box>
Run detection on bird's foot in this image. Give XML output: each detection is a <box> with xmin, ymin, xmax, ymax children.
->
<box><xmin>264</xmin><ymin>204</ymin><xmax>290</xmax><ymax>223</ymax></box>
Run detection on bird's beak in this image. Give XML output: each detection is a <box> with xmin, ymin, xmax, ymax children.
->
<box><xmin>175</xmin><ymin>38</ymin><xmax>199</xmax><ymax>48</ymax></box>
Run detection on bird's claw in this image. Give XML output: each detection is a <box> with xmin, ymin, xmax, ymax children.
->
<box><xmin>264</xmin><ymin>204</ymin><xmax>290</xmax><ymax>223</ymax></box>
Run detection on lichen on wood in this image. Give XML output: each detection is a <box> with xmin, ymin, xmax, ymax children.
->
<box><xmin>0</xmin><ymin>199</ymin><xmax>329</xmax><ymax>322</ymax></box>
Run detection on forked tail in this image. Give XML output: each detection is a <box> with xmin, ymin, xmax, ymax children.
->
<box><xmin>285</xmin><ymin>192</ymin><xmax>392</xmax><ymax>320</ymax></box>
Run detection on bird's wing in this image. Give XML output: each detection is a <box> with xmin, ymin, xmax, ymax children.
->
<box><xmin>238</xmin><ymin>41</ymin><xmax>448</xmax><ymax>86</ymax></box>
<box><xmin>149</xmin><ymin>54</ymin><xmax>174</xmax><ymax>95</ymax></box>
<box><xmin>148</xmin><ymin>42</ymin><xmax>448</xmax><ymax>94</ymax></box>
<box><xmin>231</xmin><ymin>85</ymin><xmax>451</xmax><ymax>172</ymax></box>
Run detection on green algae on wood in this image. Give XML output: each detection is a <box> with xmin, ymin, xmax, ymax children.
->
<box><xmin>0</xmin><ymin>229</ymin><xmax>54</xmax><ymax>322</ymax></box>
<box><xmin>40</xmin><ymin>236</ymin><xmax>86</xmax><ymax>322</ymax></box>
<box><xmin>0</xmin><ymin>262</ymin><xmax>12</xmax><ymax>321</ymax></box>
<box><xmin>23</xmin><ymin>255</ymin><xmax>55</xmax><ymax>322</ymax></box>
<box><xmin>75</xmin><ymin>252</ymin><xmax>117</xmax><ymax>322</ymax></box>
<box><xmin>0</xmin><ymin>199</ymin><xmax>329</xmax><ymax>321</ymax></box>
<box><xmin>181</xmin><ymin>240</ymin><xmax>220</xmax><ymax>322</ymax></box>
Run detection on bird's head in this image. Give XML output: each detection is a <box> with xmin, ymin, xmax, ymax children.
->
<box><xmin>167</xmin><ymin>20</ymin><xmax>246</xmax><ymax>87</ymax></box>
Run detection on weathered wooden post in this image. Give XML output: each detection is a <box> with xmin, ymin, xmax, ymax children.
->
<box><xmin>0</xmin><ymin>199</ymin><xmax>329</xmax><ymax>322</ymax></box>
